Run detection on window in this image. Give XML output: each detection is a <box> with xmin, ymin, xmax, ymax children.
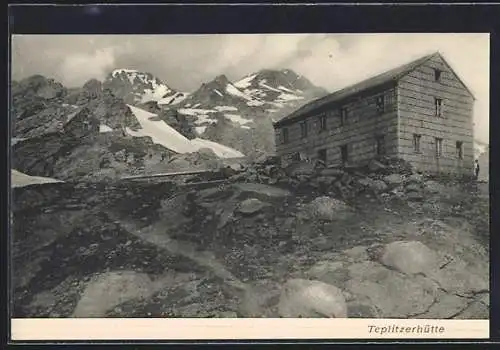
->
<box><xmin>282</xmin><ymin>127</ymin><xmax>289</xmax><ymax>144</ymax></box>
<box><xmin>413</xmin><ymin>134</ymin><xmax>421</xmax><ymax>153</ymax></box>
<box><xmin>456</xmin><ymin>141</ymin><xmax>464</xmax><ymax>159</ymax></box>
<box><xmin>317</xmin><ymin>149</ymin><xmax>327</xmax><ymax>165</ymax></box>
<box><xmin>318</xmin><ymin>114</ymin><xmax>327</xmax><ymax>132</ymax></box>
<box><xmin>376</xmin><ymin>135</ymin><xmax>386</xmax><ymax>155</ymax></box>
<box><xmin>376</xmin><ymin>95</ymin><xmax>385</xmax><ymax>113</ymax></box>
<box><xmin>434</xmin><ymin>69</ymin><xmax>442</xmax><ymax>82</ymax></box>
<box><xmin>435</xmin><ymin>98</ymin><xmax>443</xmax><ymax>117</ymax></box>
<box><xmin>340</xmin><ymin>107</ymin><xmax>348</xmax><ymax>126</ymax></box>
<box><xmin>385</xmin><ymin>92</ymin><xmax>396</xmax><ymax>110</ymax></box>
<box><xmin>435</xmin><ymin>137</ymin><xmax>443</xmax><ymax>158</ymax></box>
<box><xmin>300</xmin><ymin>121</ymin><xmax>308</xmax><ymax>138</ymax></box>
<box><xmin>340</xmin><ymin>145</ymin><xmax>348</xmax><ymax>165</ymax></box>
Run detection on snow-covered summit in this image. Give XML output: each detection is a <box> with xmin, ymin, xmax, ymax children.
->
<box><xmin>103</xmin><ymin>69</ymin><xmax>187</xmax><ymax>106</ymax></box>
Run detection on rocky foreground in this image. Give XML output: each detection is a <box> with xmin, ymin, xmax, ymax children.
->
<box><xmin>12</xmin><ymin>157</ymin><xmax>489</xmax><ymax>319</ymax></box>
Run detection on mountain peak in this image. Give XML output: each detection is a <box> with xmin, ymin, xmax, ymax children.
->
<box><xmin>103</xmin><ymin>69</ymin><xmax>181</xmax><ymax>105</ymax></box>
<box><xmin>213</xmin><ymin>74</ymin><xmax>230</xmax><ymax>85</ymax></box>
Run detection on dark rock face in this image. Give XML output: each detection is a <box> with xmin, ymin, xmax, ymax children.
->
<box><xmin>13</xmin><ymin>105</ymin><xmax>75</xmax><ymax>139</ymax></box>
<box><xmin>12</xmin><ymin>80</ymin><xmax>141</xmax><ymax>142</ymax></box>
<box><xmin>64</xmin><ymin>79</ymin><xmax>104</xmax><ymax>106</ymax></box>
<box><xmin>11</xmin><ymin>77</ymin><xmax>179</xmax><ymax>181</ymax></box>
<box><xmin>11</xmin><ymin>75</ymin><xmax>68</xmax><ymax>135</ymax></box>
<box><xmin>157</xmin><ymin>109</ymin><xmax>197</xmax><ymax>140</ymax></box>
<box><xmin>12</xmin><ymin>75</ymin><xmax>67</xmax><ymax>101</ymax></box>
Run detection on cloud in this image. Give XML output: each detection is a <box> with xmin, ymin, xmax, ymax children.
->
<box><xmin>60</xmin><ymin>48</ymin><xmax>116</xmax><ymax>86</ymax></box>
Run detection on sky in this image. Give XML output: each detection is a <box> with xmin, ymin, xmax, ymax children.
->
<box><xmin>11</xmin><ymin>33</ymin><xmax>489</xmax><ymax>143</ymax></box>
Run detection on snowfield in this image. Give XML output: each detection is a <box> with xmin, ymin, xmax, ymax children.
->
<box><xmin>11</xmin><ymin>169</ymin><xmax>63</xmax><ymax>188</ymax></box>
<box><xmin>178</xmin><ymin>108</ymin><xmax>217</xmax><ymax>117</ymax></box>
<box><xmin>126</xmin><ymin>105</ymin><xmax>198</xmax><ymax>154</ymax></box>
<box><xmin>224</xmin><ymin>114</ymin><xmax>252</xmax><ymax>126</ymax></box>
<box><xmin>126</xmin><ymin>105</ymin><xmax>244</xmax><ymax>158</ymax></box>
<box><xmin>195</xmin><ymin>126</ymin><xmax>207</xmax><ymax>135</ymax></box>
<box><xmin>277</xmin><ymin>93</ymin><xmax>304</xmax><ymax>101</ymax></box>
<box><xmin>214</xmin><ymin>106</ymin><xmax>238</xmax><ymax>112</ymax></box>
<box><xmin>99</xmin><ymin>124</ymin><xmax>114</xmax><ymax>133</ymax></box>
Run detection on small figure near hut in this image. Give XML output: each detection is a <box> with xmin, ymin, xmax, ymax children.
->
<box><xmin>474</xmin><ymin>159</ymin><xmax>480</xmax><ymax>180</ymax></box>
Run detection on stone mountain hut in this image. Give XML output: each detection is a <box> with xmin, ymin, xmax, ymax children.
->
<box><xmin>273</xmin><ymin>52</ymin><xmax>475</xmax><ymax>175</ymax></box>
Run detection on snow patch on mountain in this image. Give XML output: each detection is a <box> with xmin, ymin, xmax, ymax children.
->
<box><xmin>214</xmin><ymin>106</ymin><xmax>238</xmax><ymax>112</ymax></box>
<box><xmin>258</xmin><ymin>80</ymin><xmax>282</xmax><ymax>93</ymax></box>
<box><xmin>224</xmin><ymin>114</ymin><xmax>252</xmax><ymax>127</ymax></box>
<box><xmin>99</xmin><ymin>124</ymin><xmax>114</xmax><ymax>133</ymax></box>
<box><xmin>246</xmin><ymin>100</ymin><xmax>265</xmax><ymax>107</ymax></box>
<box><xmin>277</xmin><ymin>93</ymin><xmax>304</xmax><ymax>101</ymax></box>
<box><xmin>126</xmin><ymin>105</ymin><xmax>243</xmax><ymax>158</ymax></box>
<box><xmin>141</xmin><ymin>84</ymin><xmax>172</xmax><ymax>103</ymax></box>
<box><xmin>225</xmin><ymin>83</ymin><xmax>253</xmax><ymax>101</ymax></box>
<box><xmin>11</xmin><ymin>169</ymin><xmax>63</xmax><ymax>188</ymax></box>
<box><xmin>195</xmin><ymin>126</ymin><xmax>207</xmax><ymax>135</ymax></box>
<box><xmin>234</xmin><ymin>74</ymin><xmax>257</xmax><ymax>89</ymax></box>
<box><xmin>111</xmin><ymin>69</ymin><xmax>138</xmax><ymax>77</ymax></box>
<box><xmin>278</xmin><ymin>85</ymin><xmax>295</xmax><ymax>93</ymax></box>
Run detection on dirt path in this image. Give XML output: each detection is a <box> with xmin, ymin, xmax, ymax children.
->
<box><xmin>110</xmin><ymin>214</ymin><xmax>250</xmax><ymax>295</ymax></box>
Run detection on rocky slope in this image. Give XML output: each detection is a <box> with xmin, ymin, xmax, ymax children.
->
<box><xmin>12</xmin><ymin>157</ymin><xmax>489</xmax><ymax>319</ymax></box>
<box><xmin>11</xmin><ymin>75</ymin><xmax>245</xmax><ymax>182</ymax></box>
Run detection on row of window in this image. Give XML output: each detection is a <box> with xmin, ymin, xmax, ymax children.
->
<box><xmin>290</xmin><ymin>136</ymin><xmax>387</xmax><ymax>166</ymax></box>
<box><xmin>288</xmin><ymin>94</ymin><xmax>396</xmax><ymax>142</ymax></box>
<box><xmin>413</xmin><ymin>134</ymin><xmax>464</xmax><ymax>159</ymax></box>
<box><xmin>283</xmin><ymin>98</ymin><xmax>444</xmax><ymax>144</ymax></box>
<box><xmin>288</xmin><ymin>134</ymin><xmax>464</xmax><ymax>165</ymax></box>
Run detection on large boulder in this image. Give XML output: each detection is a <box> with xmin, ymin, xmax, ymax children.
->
<box><xmin>346</xmin><ymin>261</ymin><xmax>437</xmax><ymax>318</ymax></box>
<box><xmin>306</xmin><ymin>261</ymin><xmax>351</xmax><ymax>288</ymax></box>
<box><xmin>380</xmin><ymin>241</ymin><xmax>439</xmax><ymax>276</ymax></box>
<box><xmin>424</xmin><ymin>180</ymin><xmax>446</xmax><ymax>194</ymax></box>
<box><xmin>72</xmin><ymin>271</ymin><xmax>156</xmax><ymax>317</ymax></box>
<box><xmin>383</xmin><ymin>174</ymin><xmax>404</xmax><ymax>187</ymax></box>
<box><xmin>277</xmin><ymin>279</ymin><xmax>347</xmax><ymax>318</ymax></box>
<box><xmin>237</xmin><ymin>198</ymin><xmax>268</xmax><ymax>216</ymax></box>
<box><xmin>302</xmin><ymin>196</ymin><xmax>353</xmax><ymax>221</ymax></box>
